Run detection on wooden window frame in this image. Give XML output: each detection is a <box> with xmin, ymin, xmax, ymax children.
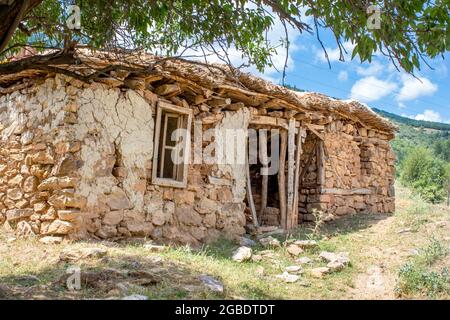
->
<box><xmin>152</xmin><ymin>101</ymin><xmax>193</xmax><ymax>188</ymax></box>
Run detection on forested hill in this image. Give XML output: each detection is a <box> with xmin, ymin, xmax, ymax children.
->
<box><xmin>372</xmin><ymin>107</ymin><xmax>449</xmax><ymax>204</ymax></box>
<box><xmin>372</xmin><ymin>107</ymin><xmax>449</xmax><ymax>164</ymax></box>
<box><xmin>372</xmin><ymin>107</ymin><xmax>450</xmax><ymax>131</ymax></box>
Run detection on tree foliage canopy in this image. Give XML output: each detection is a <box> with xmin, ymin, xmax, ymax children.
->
<box><xmin>0</xmin><ymin>0</ymin><xmax>449</xmax><ymax>76</ymax></box>
<box><xmin>400</xmin><ymin>147</ymin><xmax>448</xmax><ymax>203</ymax></box>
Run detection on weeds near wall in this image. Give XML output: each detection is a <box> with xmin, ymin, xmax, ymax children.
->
<box><xmin>309</xmin><ymin>209</ymin><xmax>327</xmax><ymax>238</ymax></box>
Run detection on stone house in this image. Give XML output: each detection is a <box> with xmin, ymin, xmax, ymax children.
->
<box><xmin>0</xmin><ymin>50</ymin><xmax>397</xmax><ymax>245</ymax></box>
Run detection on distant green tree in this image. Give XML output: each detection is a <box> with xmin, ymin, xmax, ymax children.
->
<box><xmin>433</xmin><ymin>139</ymin><xmax>450</xmax><ymax>162</ymax></box>
<box><xmin>400</xmin><ymin>148</ymin><xmax>448</xmax><ymax>203</ymax></box>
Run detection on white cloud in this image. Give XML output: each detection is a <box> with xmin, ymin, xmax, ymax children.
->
<box><xmin>356</xmin><ymin>61</ymin><xmax>384</xmax><ymax>77</ymax></box>
<box><xmin>396</xmin><ymin>74</ymin><xmax>438</xmax><ymax>101</ymax></box>
<box><xmin>398</xmin><ymin>102</ymin><xmax>407</xmax><ymax>109</ymax></box>
<box><xmin>338</xmin><ymin>70</ymin><xmax>348</xmax><ymax>81</ymax></box>
<box><xmin>413</xmin><ymin>109</ymin><xmax>449</xmax><ymax>123</ymax></box>
<box><xmin>349</xmin><ymin>76</ymin><xmax>397</xmax><ymax>102</ymax></box>
<box><xmin>316</xmin><ymin>41</ymin><xmax>356</xmax><ymax>63</ymax></box>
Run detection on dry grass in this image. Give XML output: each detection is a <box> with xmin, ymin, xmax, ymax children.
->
<box><xmin>1</xmin><ymin>184</ymin><xmax>449</xmax><ymax>300</ymax></box>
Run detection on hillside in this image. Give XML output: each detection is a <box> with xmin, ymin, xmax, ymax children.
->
<box><xmin>371</xmin><ymin>108</ymin><xmax>450</xmax><ymax>165</ymax></box>
<box><xmin>372</xmin><ymin>108</ymin><xmax>450</xmax><ymax>131</ymax></box>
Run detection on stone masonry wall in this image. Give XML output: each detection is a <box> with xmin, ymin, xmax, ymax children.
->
<box><xmin>0</xmin><ymin>74</ymin><xmax>395</xmax><ymax>242</ymax></box>
<box><xmin>300</xmin><ymin>120</ymin><xmax>396</xmax><ymax>222</ymax></box>
<box><xmin>0</xmin><ymin>75</ymin><xmax>247</xmax><ymax>245</ymax></box>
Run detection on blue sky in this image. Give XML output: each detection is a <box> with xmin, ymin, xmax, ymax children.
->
<box><xmin>212</xmin><ymin>20</ymin><xmax>449</xmax><ymax>124</ymax></box>
<box><xmin>281</xmin><ymin>30</ymin><xmax>450</xmax><ymax>124</ymax></box>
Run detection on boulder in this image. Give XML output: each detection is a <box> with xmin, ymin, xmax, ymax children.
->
<box><xmin>310</xmin><ymin>267</ymin><xmax>330</xmax><ymax>278</ymax></box>
<box><xmin>8</xmin><ymin>174</ymin><xmax>24</xmax><ymax>187</ymax></box>
<box><xmin>295</xmin><ymin>257</ymin><xmax>313</xmax><ymax>265</ymax></box>
<box><xmin>293</xmin><ymin>240</ymin><xmax>318</xmax><ymax>249</ymax></box>
<box><xmin>16</xmin><ymin>221</ymin><xmax>35</xmax><ymax>239</ymax></box>
<box><xmin>106</xmin><ymin>188</ymin><xmax>132</xmax><ymax>210</ymax></box>
<box><xmin>327</xmin><ymin>261</ymin><xmax>346</xmax><ymax>272</ymax></box>
<box><xmin>48</xmin><ymin>193</ymin><xmax>87</xmax><ymax>209</ymax></box>
<box><xmin>286</xmin><ymin>244</ymin><xmax>304</xmax><ymax>257</ymax></box>
<box><xmin>6</xmin><ymin>209</ymin><xmax>33</xmax><ymax>221</ymax></box>
<box><xmin>151</xmin><ymin>210</ymin><xmax>166</xmax><ymax>226</ymax></box>
<box><xmin>96</xmin><ymin>225</ymin><xmax>118</xmax><ymax>238</ymax></box>
<box><xmin>174</xmin><ymin>190</ymin><xmax>195</xmax><ymax>205</ymax></box>
<box><xmin>276</xmin><ymin>271</ymin><xmax>299</xmax><ymax>283</ymax></box>
<box><xmin>103</xmin><ymin>210</ymin><xmax>124</xmax><ymax>225</ymax></box>
<box><xmin>7</xmin><ymin>188</ymin><xmax>23</xmax><ymax>201</ymax></box>
<box><xmin>31</xmin><ymin>150</ymin><xmax>54</xmax><ymax>164</ymax></box>
<box><xmin>285</xmin><ymin>265</ymin><xmax>303</xmax><ymax>274</ymax></box>
<box><xmin>38</xmin><ymin>177</ymin><xmax>77</xmax><ymax>191</ymax></box>
<box><xmin>239</xmin><ymin>236</ymin><xmax>256</xmax><ymax>247</ymax></box>
<box><xmin>176</xmin><ymin>205</ymin><xmax>202</xmax><ymax>226</ymax></box>
<box><xmin>232</xmin><ymin>246</ymin><xmax>252</xmax><ymax>262</ymax></box>
<box><xmin>199</xmin><ymin>275</ymin><xmax>224</xmax><ymax>293</ymax></box>
<box><xmin>259</xmin><ymin>236</ymin><xmax>281</xmax><ymax>248</ymax></box>
<box><xmin>195</xmin><ymin>198</ymin><xmax>218</xmax><ymax>214</ymax></box>
<box><xmin>203</xmin><ymin>213</ymin><xmax>216</xmax><ymax>228</ymax></box>
<box><xmin>57</xmin><ymin>209</ymin><xmax>81</xmax><ymax>221</ymax></box>
<box><xmin>46</xmin><ymin>220</ymin><xmax>74</xmax><ymax>235</ymax></box>
<box><xmin>319</xmin><ymin>251</ymin><xmax>350</xmax><ymax>265</ymax></box>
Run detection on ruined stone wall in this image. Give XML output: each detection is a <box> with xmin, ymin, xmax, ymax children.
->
<box><xmin>300</xmin><ymin>121</ymin><xmax>396</xmax><ymax>222</ymax></box>
<box><xmin>0</xmin><ymin>75</ymin><xmax>247</xmax><ymax>245</ymax></box>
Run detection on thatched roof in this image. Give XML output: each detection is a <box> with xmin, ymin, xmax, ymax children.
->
<box><xmin>0</xmin><ymin>49</ymin><xmax>397</xmax><ymax>135</ymax></box>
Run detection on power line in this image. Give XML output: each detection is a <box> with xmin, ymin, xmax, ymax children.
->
<box><xmin>284</xmin><ymin>72</ymin><xmax>449</xmax><ymax>121</ymax></box>
<box><xmin>290</xmin><ymin>58</ymin><xmax>450</xmax><ymax>111</ymax></box>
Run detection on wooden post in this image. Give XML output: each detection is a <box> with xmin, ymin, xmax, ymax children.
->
<box><xmin>246</xmin><ymin>141</ymin><xmax>259</xmax><ymax>228</ymax></box>
<box><xmin>317</xmin><ymin>140</ymin><xmax>325</xmax><ymax>187</ymax></box>
<box><xmin>286</xmin><ymin>119</ymin><xmax>296</xmax><ymax>230</ymax></box>
<box><xmin>292</xmin><ymin>126</ymin><xmax>304</xmax><ymax>228</ymax></box>
<box><xmin>259</xmin><ymin>130</ymin><xmax>268</xmax><ymax>220</ymax></box>
<box><xmin>278</xmin><ymin>130</ymin><xmax>287</xmax><ymax>230</ymax></box>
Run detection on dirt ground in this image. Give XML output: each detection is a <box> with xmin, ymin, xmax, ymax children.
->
<box><xmin>0</xmin><ymin>185</ymin><xmax>449</xmax><ymax>300</ymax></box>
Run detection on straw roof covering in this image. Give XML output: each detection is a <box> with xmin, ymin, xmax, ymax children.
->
<box><xmin>0</xmin><ymin>49</ymin><xmax>397</xmax><ymax>134</ymax></box>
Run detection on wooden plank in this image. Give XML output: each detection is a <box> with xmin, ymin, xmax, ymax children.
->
<box><xmin>193</xmin><ymin>94</ymin><xmax>207</xmax><ymax>105</ymax></box>
<box><xmin>223</xmin><ymin>102</ymin><xmax>245</xmax><ymax>111</ymax></box>
<box><xmin>317</xmin><ymin>140</ymin><xmax>325</xmax><ymax>186</ymax></box>
<box><xmin>305</xmin><ymin>123</ymin><xmax>324</xmax><ymax>141</ymax></box>
<box><xmin>246</xmin><ymin>150</ymin><xmax>259</xmax><ymax>228</ymax></box>
<box><xmin>208</xmin><ymin>97</ymin><xmax>232</xmax><ymax>107</ymax></box>
<box><xmin>250</xmin><ymin>115</ymin><xmax>304</xmax><ymax>130</ymax></box>
<box><xmin>144</xmin><ymin>75</ymin><xmax>163</xmax><ymax>83</ymax></box>
<box><xmin>292</xmin><ymin>126</ymin><xmax>304</xmax><ymax>228</ymax></box>
<box><xmin>259</xmin><ymin>130</ymin><xmax>268</xmax><ymax>220</ymax></box>
<box><xmin>321</xmin><ymin>188</ymin><xmax>372</xmax><ymax>195</ymax></box>
<box><xmin>286</xmin><ymin>119</ymin><xmax>296</xmax><ymax>229</ymax></box>
<box><xmin>155</xmin><ymin>83</ymin><xmax>182</xmax><ymax>97</ymax></box>
<box><xmin>278</xmin><ymin>130</ymin><xmax>287</xmax><ymax>230</ymax></box>
<box><xmin>250</xmin><ymin>115</ymin><xmax>277</xmax><ymax>127</ymax></box>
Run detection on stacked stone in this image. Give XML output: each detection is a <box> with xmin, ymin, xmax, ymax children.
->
<box><xmin>298</xmin><ymin>120</ymin><xmax>396</xmax><ymax>222</ymax></box>
<box><xmin>0</xmin><ymin>76</ymin><xmax>86</xmax><ymax>240</ymax></box>
<box><xmin>1</xmin><ymin>75</ymin><xmax>247</xmax><ymax>245</ymax></box>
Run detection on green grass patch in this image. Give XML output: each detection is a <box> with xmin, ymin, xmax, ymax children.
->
<box><xmin>396</xmin><ymin>238</ymin><xmax>449</xmax><ymax>298</ymax></box>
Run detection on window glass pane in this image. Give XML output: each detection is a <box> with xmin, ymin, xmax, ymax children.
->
<box><xmin>165</xmin><ymin>115</ymin><xmax>179</xmax><ymax>147</ymax></box>
<box><xmin>162</xmin><ymin>148</ymin><xmax>175</xmax><ymax>179</ymax></box>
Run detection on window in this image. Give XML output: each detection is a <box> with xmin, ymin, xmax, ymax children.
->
<box><xmin>152</xmin><ymin>101</ymin><xmax>193</xmax><ymax>188</ymax></box>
